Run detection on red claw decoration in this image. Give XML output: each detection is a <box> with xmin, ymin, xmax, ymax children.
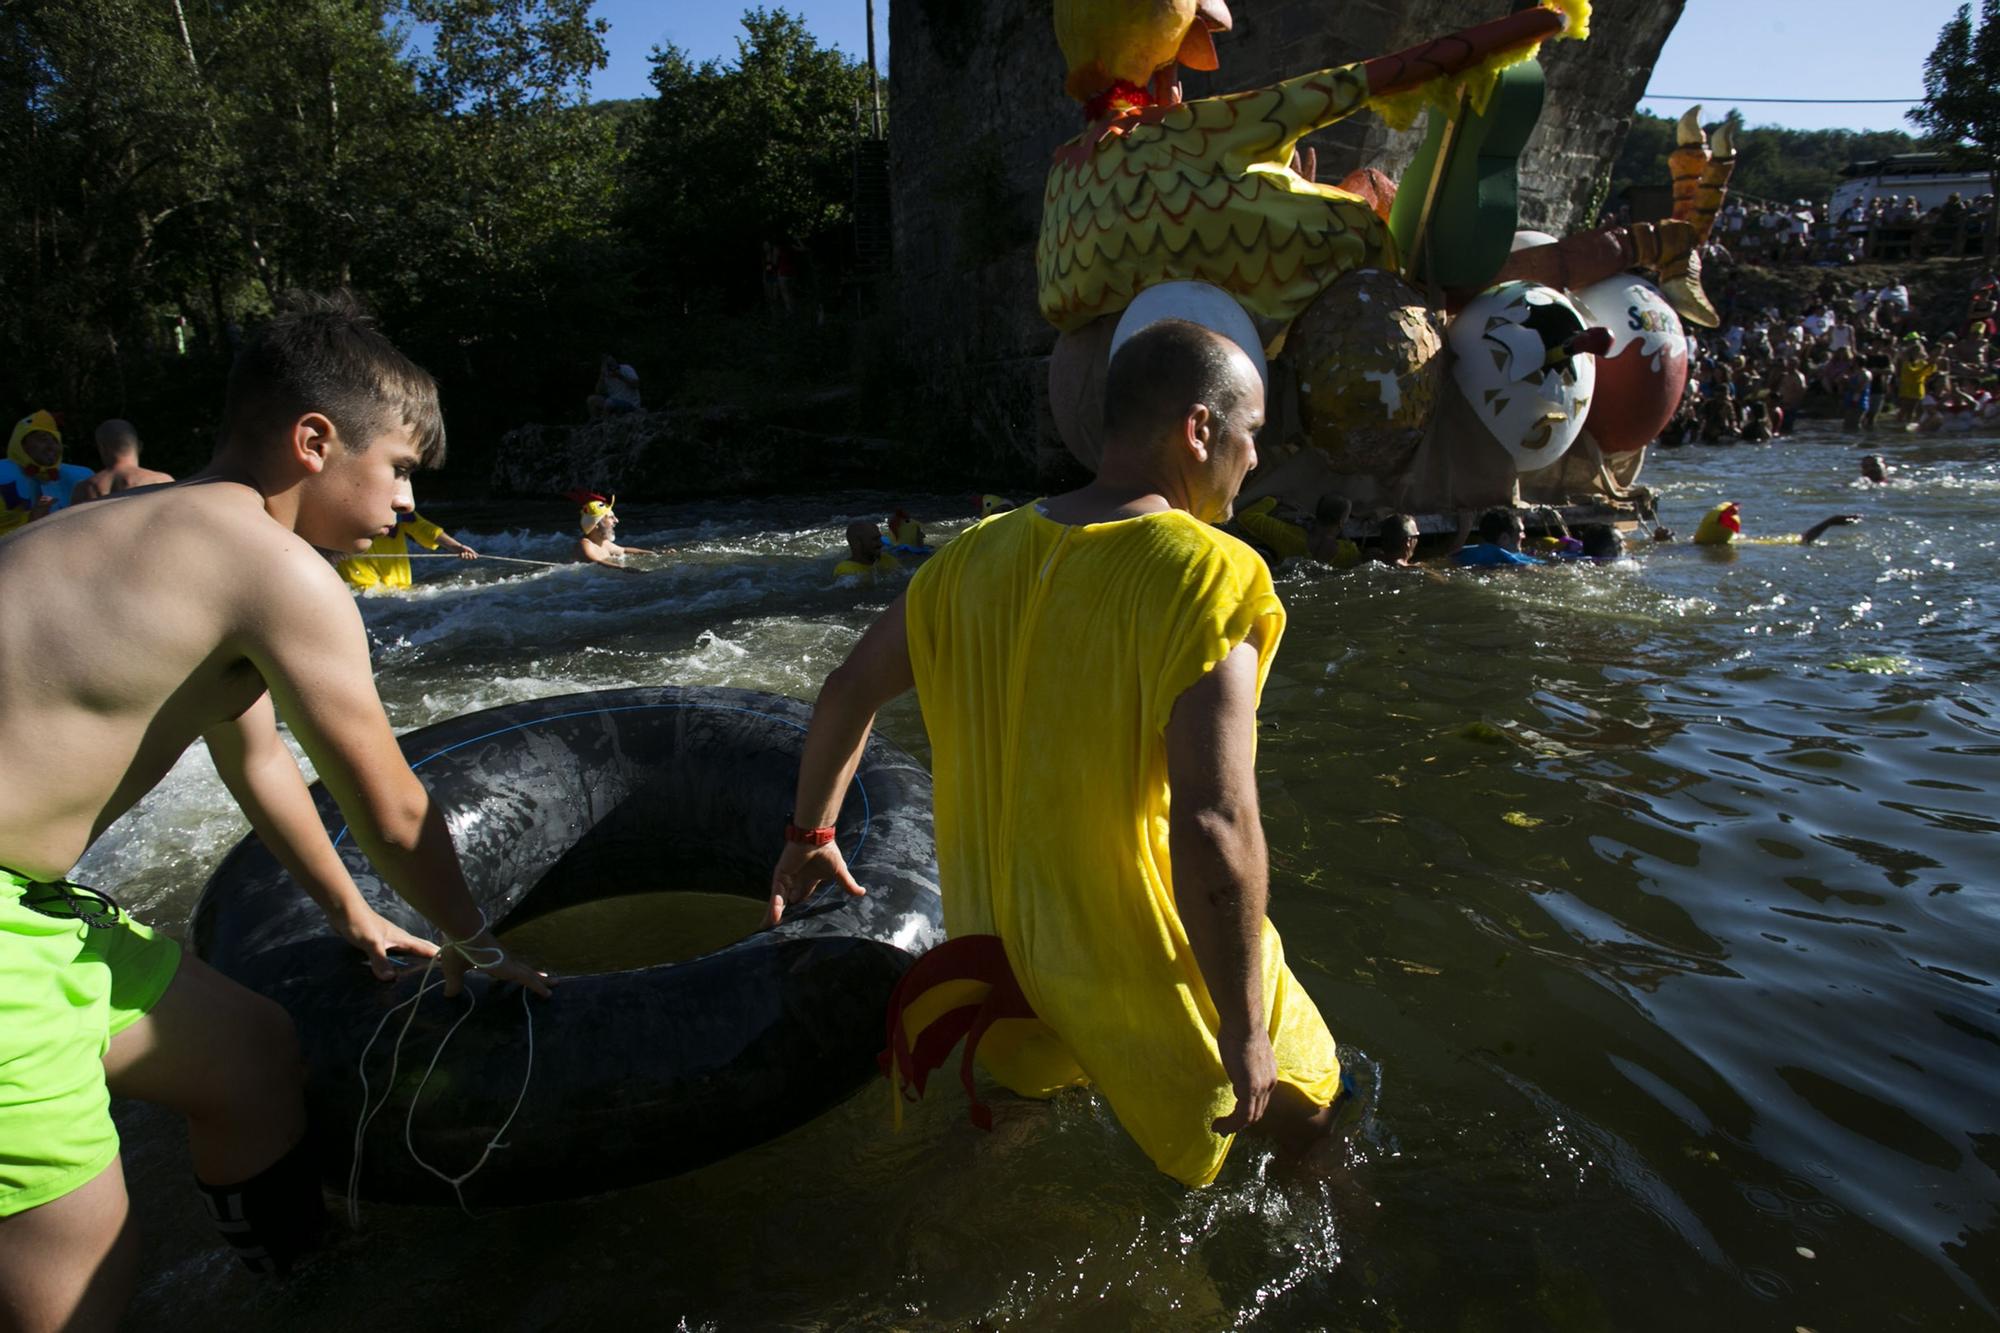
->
<box><xmin>1362</xmin><ymin>7</ymin><xmax>1566</xmax><ymax>100</ymax></box>
<box><xmin>1569</xmin><ymin>328</ymin><xmax>1615</xmax><ymax>358</ymax></box>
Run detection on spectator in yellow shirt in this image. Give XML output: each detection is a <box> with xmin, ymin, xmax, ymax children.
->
<box><xmin>1894</xmin><ymin>340</ymin><xmax>1938</xmax><ymax>422</ymax></box>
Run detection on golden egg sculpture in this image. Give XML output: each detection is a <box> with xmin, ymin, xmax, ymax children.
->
<box><xmin>1288</xmin><ymin>268</ymin><xmax>1443</xmax><ymax>477</ymax></box>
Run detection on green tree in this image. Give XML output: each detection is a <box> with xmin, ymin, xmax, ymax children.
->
<box><xmin>626</xmin><ymin>8</ymin><xmax>874</xmax><ymax>306</ymax></box>
<box><xmin>1909</xmin><ymin>0</ymin><xmax>2000</xmax><ymax>255</ymax></box>
<box><xmin>0</xmin><ymin>0</ymin><xmax>225</xmax><ymax>424</ymax></box>
<box><xmin>0</xmin><ymin>0</ymin><xmax>634</xmax><ymax>465</ymax></box>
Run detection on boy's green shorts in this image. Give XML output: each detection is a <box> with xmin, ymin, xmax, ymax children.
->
<box><xmin>1</xmin><ymin>869</ymin><xmax>181</xmax><ymax>1216</ymax></box>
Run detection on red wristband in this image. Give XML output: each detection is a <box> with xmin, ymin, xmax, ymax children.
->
<box><xmin>784</xmin><ymin>819</ymin><xmax>837</xmax><ymax>847</ymax></box>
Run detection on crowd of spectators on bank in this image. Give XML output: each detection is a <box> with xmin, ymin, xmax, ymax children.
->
<box><xmin>1605</xmin><ymin>191</ymin><xmax>1995</xmax><ymax>268</ymax></box>
<box><xmin>1661</xmin><ymin>271</ymin><xmax>2000</xmax><ymax>444</ymax></box>
<box><xmin>1710</xmin><ymin>193</ymin><xmax>1993</xmax><ymax>267</ymax></box>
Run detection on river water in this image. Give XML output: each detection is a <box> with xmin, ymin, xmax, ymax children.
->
<box><xmin>96</xmin><ymin>422</ymin><xmax>1998</xmax><ymax>1330</ymax></box>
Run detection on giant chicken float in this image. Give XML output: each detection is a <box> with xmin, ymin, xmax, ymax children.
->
<box><xmin>1038</xmin><ymin>0</ymin><xmax>1734</xmax><ymax>525</ymax></box>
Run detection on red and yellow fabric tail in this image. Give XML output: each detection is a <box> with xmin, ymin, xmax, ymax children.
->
<box><xmin>879</xmin><ymin>935</ymin><xmax>1037</xmax><ymax>1133</ymax></box>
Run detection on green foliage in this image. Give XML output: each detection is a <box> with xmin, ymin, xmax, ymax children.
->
<box><xmin>1611</xmin><ymin>110</ymin><xmax>1920</xmax><ymax>208</ymax></box>
<box><xmin>1911</xmin><ymin>0</ymin><xmax>2000</xmax><ymax>254</ymax></box>
<box><xmin>1910</xmin><ymin>0</ymin><xmax>2000</xmax><ymax>166</ymax></box>
<box><xmin>1910</xmin><ymin>0</ymin><xmax>2000</xmax><ymax>255</ymax></box>
<box><xmin>0</xmin><ymin>3</ymin><xmax>883</xmax><ymax>474</ymax></box>
<box><xmin>625</xmin><ymin>8</ymin><xmax>875</xmax><ymax>304</ymax></box>
<box><xmin>0</xmin><ymin>0</ymin><xmax>633</xmax><ymax>468</ymax></box>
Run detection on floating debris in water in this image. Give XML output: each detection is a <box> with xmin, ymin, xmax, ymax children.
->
<box><xmin>1502</xmin><ymin>811</ymin><xmax>1543</xmax><ymax>829</ymax></box>
<box><xmin>1826</xmin><ymin>655</ymin><xmax>1912</xmax><ymax>674</ymax></box>
<box><xmin>1455</xmin><ymin>720</ymin><xmax>1512</xmax><ymax>745</ymax></box>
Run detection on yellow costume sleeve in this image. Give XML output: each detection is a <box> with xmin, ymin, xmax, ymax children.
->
<box><xmin>1231</xmin><ymin>496</ymin><xmax>1312</xmax><ymax>562</ymax></box>
<box><xmin>405</xmin><ymin>514</ymin><xmax>446</xmax><ymax>550</ymax></box>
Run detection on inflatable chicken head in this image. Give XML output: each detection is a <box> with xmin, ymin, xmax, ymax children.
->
<box><xmin>1447</xmin><ymin>281</ymin><xmax>1598</xmax><ymax>474</ymax></box>
<box><xmin>1571</xmin><ymin>275</ymin><xmax>1688</xmax><ymax>454</ymax></box>
<box><xmin>1055</xmin><ymin>0</ymin><xmax>1233</xmax><ymax>108</ymax></box>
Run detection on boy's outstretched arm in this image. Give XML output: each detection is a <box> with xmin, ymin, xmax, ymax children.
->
<box><xmin>203</xmin><ymin>692</ymin><xmax>439</xmax><ymax>980</ymax></box>
<box><xmin>240</xmin><ymin>541</ymin><xmax>550</xmax><ymax>996</ymax></box>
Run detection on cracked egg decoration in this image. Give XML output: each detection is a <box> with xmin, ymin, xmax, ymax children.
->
<box><xmin>1446</xmin><ymin>280</ymin><xmax>1597</xmax><ymax>472</ymax></box>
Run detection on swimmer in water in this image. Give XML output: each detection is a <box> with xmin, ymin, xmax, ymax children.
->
<box><xmin>1373</xmin><ymin>513</ymin><xmax>1421</xmax><ymax>568</ymax></box>
<box><xmin>70</xmin><ymin>419</ymin><xmax>174</xmax><ymax>503</ymax></box>
<box><xmin>886</xmin><ymin>508</ymin><xmax>927</xmax><ymax>551</ymax></box>
<box><xmin>1576</xmin><ymin>524</ymin><xmax>1624</xmax><ymax>561</ymax></box>
<box><xmin>1451</xmin><ymin>508</ymin><xmax>1544</xmax><ymax>568</ymax></box>
<box><xmin>1689</xmin><ymin>501</ymin><xmax>1861</xmax><ymax>546</ymax></box>
<box><xmin>1230</xmin><ymin>493</ymin><xmax>1358</xmax><ymax>568</ymax></box>
<box><xmin>574</xmin><ymin>496</ymin><xmax>672</xmax><ymax>571</ymax></box>
<box><xmin>833</xmin><ymin>519</ymin><xmax>901</xmax><ymax>581</ymax></box>
<box><xmin>1861</xmin><ymin>454</ymin><xmax>1889</xmax><ymax>484</ymax></box>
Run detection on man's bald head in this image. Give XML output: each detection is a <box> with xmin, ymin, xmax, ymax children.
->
<box><xmin>846</xmin><ymin>519</ymin><xmax>884</xmax><ymax>560</ymax></box>
<box><xmin>1102</xmin><ymin>319</ymin><xmax>1258</xmax><ymax>451</ymax></box>
<box><xmin>95</xmin><ymin>419</ymin><xmax>141</xmax><ymax>464</ymax></box>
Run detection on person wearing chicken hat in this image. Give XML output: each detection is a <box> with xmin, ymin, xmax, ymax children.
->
<box><xmin>0</xmin><ymin>411</ymin><xmax>94</xmax><ymax>537</ymax></box>
<box><xmin>572</xmin><ymin>492</ymin><xmax>672</xmax><ymax>571</ymax></box>
<box><xmin>1690</xmin><ymin>502</ymin><xmax>1859</xmax><ymax>547</ymax></box>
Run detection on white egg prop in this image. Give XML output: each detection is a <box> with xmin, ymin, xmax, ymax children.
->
<box><xmin>1446</xmin><ymin>281</ymin><xmax>1598</xmax><ymax>473</ymax></box>
<box><xmin>1109</xmin><ymin>281</ymin><xmax>1268</xmax><ymax>388</ymax></box>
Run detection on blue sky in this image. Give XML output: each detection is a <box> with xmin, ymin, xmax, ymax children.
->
<box><xmin>595</xmin><ymin>0</ymin><xmax>1958</xmax><ymax>135</ymax></box>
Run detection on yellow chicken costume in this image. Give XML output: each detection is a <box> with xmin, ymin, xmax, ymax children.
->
<box><xmin>1037</xmin><ymin>0</ymin><xmax>1590</xmax><ymax>335</ymax></box>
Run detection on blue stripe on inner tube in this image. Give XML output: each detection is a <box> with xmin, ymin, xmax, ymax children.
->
<box><xmin>329</xmin><ymin>702</ymin><xmax>873</xmax><ymax>864</ymax></box>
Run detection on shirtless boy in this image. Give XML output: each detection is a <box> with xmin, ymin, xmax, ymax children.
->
<box><xmin>70</xmin><ymin>419</ymin><xmax>174</xmax><ymax>503</ymax></box>
<box><xmin>0</xmin><ymin>294</ymin><xmax>547</xmax><ymax>1332</ymax></box>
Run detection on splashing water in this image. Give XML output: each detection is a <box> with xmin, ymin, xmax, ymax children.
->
<box><xmin>93</xmin><ymin>442</ymin><xmax>2000</xmax><ymax>1328</ymax></box>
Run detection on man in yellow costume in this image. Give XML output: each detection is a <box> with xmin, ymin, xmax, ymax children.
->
<box><xmin>769</xmin><ymin>320</ymin><xmax>1341</xmax><ymax>1185</ymax></box>
<box><xmin>336</xmin><ymin>508</ymin><xmax>477</xmax><ymax>589</ymax></box>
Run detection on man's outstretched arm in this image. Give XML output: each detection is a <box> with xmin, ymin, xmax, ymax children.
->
<box><xmin>1166</xmin><ymin>633</ymin><xmax>1275</xmax><ymax>1136</ymax></box>
<box><xmin>767</xmin><ymin>592</ymin><xmax>915</xmax><ymax>924</ymax></box>
<box><xmin>1800</xmin><ymin>514</ymin><xmax>1861</xmax><ymax>545</ymax></box>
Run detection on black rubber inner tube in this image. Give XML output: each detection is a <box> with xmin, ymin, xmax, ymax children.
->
<box><xmin>190</xmin><ymin>685</ymin><xmax>942</xmax><ymax>1206</ymax></box>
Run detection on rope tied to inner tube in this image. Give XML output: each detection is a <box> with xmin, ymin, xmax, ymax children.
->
<box><xmin>346</xmin><ymin>911</ymin><xmax>536</xmax><ymax>1224</ymax></box>
<box><xmin>346</xmin><ymin>552</ymin><xmax>565</xmax><ymax>569</ymax></box>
